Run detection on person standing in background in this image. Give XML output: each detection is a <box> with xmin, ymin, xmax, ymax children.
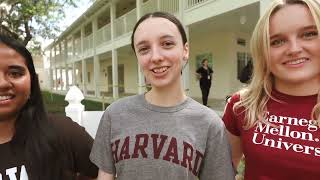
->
<box><xmin>196</xmin><ymin>58</ymin><xmax>213</xmax><ymax>106</ymax></box>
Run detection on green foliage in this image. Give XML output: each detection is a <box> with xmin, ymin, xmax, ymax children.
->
<box><xmin>236</xmin><ymin>157</ymin><xmax>245</xmax><ymax>180</ymax></box>
<box><xmin>42</xmin><ymin>91</ymin><xmax>108</xmax><ymax>115</ymax></box>
<box><xmin>0</xmin><ymin>0</ymin><xmax>80</xmax><ymax>46</ymax></box>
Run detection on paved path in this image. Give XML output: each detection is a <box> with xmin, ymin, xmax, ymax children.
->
<box><xmin>192</xmin><ymin>97</ymin><xmax>226</xmax><ymax>117</ymax></box>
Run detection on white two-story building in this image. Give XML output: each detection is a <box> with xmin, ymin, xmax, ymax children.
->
<box><xmin>45</xmin><ymin>0</ymin><xmax>272</xmax><ymax>105</ymax></box>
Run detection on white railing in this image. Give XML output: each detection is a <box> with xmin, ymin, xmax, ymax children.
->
<box><xmin>114</xmin><ymin>8</ymin><xmax>137</xmax><ymax>38</ymax></box>
<box><xmin>67</xmin><ymin>43</ymin><xmax>73</xmax><ymax>60</ymax></box>
<box><xmin>96</xmin><ymin>23</ymin><xmax>111</xmax><ymax>46</ymax></box>
<box><xmin>65</xmin><ymin>86</ymin><xmax>103</xmax><ymax>138</ymax></box>
<box><xmin>51</xmin><ymin>0</ymin><xmax>182</xmax><ymax>63</ymax></box>
<box><xmin>186</xmin><ymin>0</ymin><xmax>210</xmax><ymax>9</ymax></box>
<box><xmin>142</xmin><ymin>0</ymin><xmax>157</xmax><ymax>16</ymax></box>
<box><xmin>84</xmin><ymin>34</ymin><xmax>93</xmax><ymax>52</ymax></box>
<box><xmin>74</xmin><ymin>39</ymin><xmax>81</xmax><ymax>57</ymax></box>
<box><xmin>159</xmin><ymin>0</ymin><xmax>179</xmax><ymax>14</ymax></box>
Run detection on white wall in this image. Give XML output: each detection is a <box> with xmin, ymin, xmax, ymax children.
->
<box><xmin>189</xmin><ymin>30</ymin><xmax>251</xmax><ymax>99</ymax></box>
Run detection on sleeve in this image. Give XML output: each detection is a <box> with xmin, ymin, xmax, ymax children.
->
<box><xmin>199</xmin><ymin>118</ymin><xmax>235</xmax><ymax>180</ymax></box>
<box><xmin>90</xmin><ymin>109</ymin><xmax>115</xmax><ymax>174</ymax></box>
<box><xmin>222</xmin><ymin>94</ymin><xmax>241</xmax><ymax>136</ymax></box>
<box><xmin>50</xmin><ymin>115</ymin><xmax>99</xmax><ymax>178</ymax></box>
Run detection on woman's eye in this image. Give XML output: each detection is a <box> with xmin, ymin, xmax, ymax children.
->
<box><xmin>270</xmin><ymin>39</ymin><xmax>285</xmax><ymax>47</ymax></box>
<box><xmin>137</xmin><ymin>47</ymin><xmax>149</xmax><ymax>55</ymax></box>
<box><xmin>162</xmin><ymin>41</ymin><xmax>174</xmax><ymax>48</ymax></box>
<box><xmin>302</xmin><ymin>31</ymin><xmax>318</xmax><ymax>39</ymax></box>
<box><xmin>8</xmin><ymin>71</ymin><xmax>24</xmax><ymax>78</ymax></box>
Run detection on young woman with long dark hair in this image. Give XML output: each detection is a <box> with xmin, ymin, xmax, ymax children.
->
<box><xmin>0</xmin><ymin>34</ymin><xmax>98</xmax><ymax>180</ymax></box>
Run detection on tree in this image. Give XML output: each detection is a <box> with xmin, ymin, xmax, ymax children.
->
<box><xmin>0</xmin><ymin>0</ymin><xmax>79</xmax><ymax>46</ymax></box>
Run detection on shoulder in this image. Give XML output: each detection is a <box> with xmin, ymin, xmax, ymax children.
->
<box><xmin>108</xmin><ymin>94</ymin><xmax>140</xmax><ymax>109</ymax></box>
<box><xmin>48</xmin><ymin>113</ymin><xmax>79</xmax><ymax>129</ymax></box>
<box><xmin>47</xmin><ymin>113</ymin><xmax>89</xmax><ymax>140</ymax></box>
<box><xmin>103</xmin><ymin>95</ymin><xmax>142</xmax><ymax>116</ymax></box>
<box><xmin>227</xmin><ymin>93</ymin><xmax>241</xmax><ymax>105</ymax></box>
<box><xmin>196</xmin><ymin>67</ymin><xmax>203</xmax><ymax>72</ymax></box>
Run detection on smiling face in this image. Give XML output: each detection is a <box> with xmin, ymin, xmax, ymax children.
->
<box><xmin>0</xmin><ymin>44</ymin><xmax>31</xmax><ymax>121</ymax></box>
<box><xmin>133</xmin><ymin>17</ymin><xmax>189</xmax><ymax>90</ymax></box>
<box><xmin>269</xmin><ymin>4</ymin><xmax>320</xmax><ymax>93</ymax></box>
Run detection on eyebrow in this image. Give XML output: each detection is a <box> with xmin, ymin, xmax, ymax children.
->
<box><xmin>135</xmin><ymin>34</ymin><xmax>176</xmax><ymax>47</ymax></box>
<box><xmin>270</xmin><ymin>25</ymin><xmax>318</xmax><ymax>39</ymax></box>
<box><xmin>8</xmin><ymin>65</ymin><xmax>27</xmax><ymax>71</ymax></box>
<box><xmin>301</xmin><ymin>25</ymin><xmax>318</xmax><ymax>31</ymax></box>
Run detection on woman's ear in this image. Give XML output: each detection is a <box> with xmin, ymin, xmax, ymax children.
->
<box><xmin>183</xmin><ymin>43</ymin><xmax>189</xmax><ymax>63</ymax></box>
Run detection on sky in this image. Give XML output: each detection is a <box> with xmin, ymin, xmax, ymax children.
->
<box><xmin>38</xmin><ymin>0</ymin><xmax>93</xmax><ymax>48</ymax></box>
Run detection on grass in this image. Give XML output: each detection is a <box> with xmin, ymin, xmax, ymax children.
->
<box><xmin>42</xmin><ymin>91</ymin><xmax>108</xmax><ymax>115</ymax></box>
<box><xmin>237</xmin><ymin>158</ymin><xmax>245</xmax><ymax>180</ymax></box>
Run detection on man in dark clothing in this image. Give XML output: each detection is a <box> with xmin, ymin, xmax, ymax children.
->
<box><xmin>196</xmin><ymin>59</ymin><xmax>213</xmax><ymax>106</ymax></box>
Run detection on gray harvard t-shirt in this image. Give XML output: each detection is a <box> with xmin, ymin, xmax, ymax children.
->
<box><xmin>90</xmin><ymin>94</ymin><xmax>234</xmax><ymax>180</ymax></box>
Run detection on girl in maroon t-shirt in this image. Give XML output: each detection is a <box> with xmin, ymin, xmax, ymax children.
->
<box><xmin>223</xmin><ymin>0</ymin><xmax>320</xmax><ymax>179</ymax></box>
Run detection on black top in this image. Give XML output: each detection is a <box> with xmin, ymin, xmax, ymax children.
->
<box><xmin>196</xmin><ymin>66</ymin><xmax>213</xmax><ymax>86</ymax></box>
<box><xmin>0</xmin><ymin>114</ymin><xmax>98</xmax><ymax>180</ymax></box>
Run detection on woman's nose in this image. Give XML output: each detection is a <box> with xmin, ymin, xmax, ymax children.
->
<box><xmin>150</xmin><ymin>46</ymin><xmax>163</xmax><ymax>63</ymax></box>
<box><xmin>286</xmin><ymin>39</ymin><xmax>302</xmax><ymax>57</ymax></box>
<box><xmin>0</xmin><ymin>73</ymin><xmax>12</xmax><ymax>89</ymax></box>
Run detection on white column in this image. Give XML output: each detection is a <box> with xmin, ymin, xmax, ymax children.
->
<box><xmin>179</xmin><ymin>0</ymin><xmax>190</xmax><ymax>94</ymax></box>
<box><xmin>72</xmin><ymin>63</ymin><xmax>76</xmax><ymax>85</ymax></box>
<box><xmin>72</xmin><ymin>36</ymin><xmax>75</xmax><ymax>58</ymax></box>
<box><xmin>111</xmin><ymin>2</ymin><xmax>119</xmax><ymax>99</ymax></box>
<box><xmin>64</xmin><ymin>40</ymin><xmax>69</xmax><ymax>90</ymax></box>
<box><xmin>82</xmin><ymin>59</ymin><xmax>87</xmax><ymax>95</ymax></box>
<box><xmin>59</xmin><ymin>43</ymin><xmax>63</xmax><ymax>91</ymax></box>
<box><xmin>81</xmin><ymin>27</ymin><xmax>86</xmax><ymax>94</ymax></box>
<box><xmin>94</xmin><ymin>56</ymin><xmax>100</xmax><ymax>97</ymax></box>
<box><xmin>72</xmin><ymin>36</ymin><xmax>76</xmax><ymax>86</ymax></box>
<box><xmin>54</xmin><ymin>46</ymin><xmax>58</xmax><ymax>90</ymax></box>
<box><xmin>92</xmin><ymin>16</ymin><xmax>100</xmax><ymax>97</ymax></box>
<box><xmin>49</xmin><ymin>49</ymin><xmax>53</xmax><ymax>91</ymax></box>
<box><xmin>136</xmin><ymin>0</ymin><xmax>145</xmax><ymax>94</ymax></box>
<box><xmin>157</xmin><ymin>0</ymin><xmax>161</xmax><ymax>10</ymax></box>
<box><xmin>182</xmin><ymin>27</ymin><xmax>190</xmax><ymax>94</ymax></box>
<box><xmin>81</xmin><ymin>27</ymin><xmax>85</xmax><ymax>57</ymax></box>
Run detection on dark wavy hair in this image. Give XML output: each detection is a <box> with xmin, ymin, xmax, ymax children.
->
<box><xmin>1</xmin><ymin>35</ymin><xmax>66</xmax><ymax>179</ymax></box>
<box><xmin>131</xmin><ymin>11</ymin><xmax>188</xmax><ymax>53</ymax></box>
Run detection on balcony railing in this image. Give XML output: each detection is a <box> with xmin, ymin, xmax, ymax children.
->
<box><xmin>186</xmin><ymin>0</ymin><xmax>210</xmax><ymax>9</ymax></box>
<box><xmin>114</xmin><ymin>8</ymin><xmax>137</xmax><ymax>38</ymax></box>
<box><xmin>50</xmin><ymin>0</ymin><xmax>186</xmax><ymax>62</ymax></box>
<box><xmin>96</xmin><ymin>24</ymin><xmax>111</xmax><ymax>46</ymax></box>
<box><xmin>142</xmin><ymin>0</ymin><xmax>157</xmax><ymax>15</ymax></box>
<box><xmin>74</xmin><ymin>39</ymin><xmax>81</xmax><ymax>57</ymax></box>
<box><xmin>159</xmin><ymin>0</ymin><xmax>179</xmax><ymax>14</ymax></box>
<box><xmin>84</xmin><ymin>34</ymin><xmax>93</xmax><ymax>51</ymax></box>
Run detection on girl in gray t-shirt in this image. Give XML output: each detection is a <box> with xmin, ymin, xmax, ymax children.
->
<box><xmin>90</xmin><ymin>11</ymin><xmax>235</xmax><ymax>180</ymax></box>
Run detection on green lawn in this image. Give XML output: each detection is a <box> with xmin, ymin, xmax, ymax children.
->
<box><xmin>42</xmin><ymin>91</ymin><xmax>108</xmax><ymax>115</ymax></box>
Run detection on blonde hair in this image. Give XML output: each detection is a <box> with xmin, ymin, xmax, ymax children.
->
<box><xmin>235</xmin><ymin>0</ymin><xmax>320</xmax><ymax>129</ymax></box>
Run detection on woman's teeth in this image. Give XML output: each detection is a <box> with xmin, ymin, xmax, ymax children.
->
<box><xmin>152</xmin><ymin>67</ymin><xmax>168</xmax><ymax>73</ymax></box>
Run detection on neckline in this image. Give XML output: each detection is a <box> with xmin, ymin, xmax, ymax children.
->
<box><xmin>271</xmin><ymin>89</ymin><xmax>317</xmax><ymax>104</ymax></box>
<box><xmin>139</xmin><ymin>94</ymin><xmax>190</xmax><ymax>113</ymax></box>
